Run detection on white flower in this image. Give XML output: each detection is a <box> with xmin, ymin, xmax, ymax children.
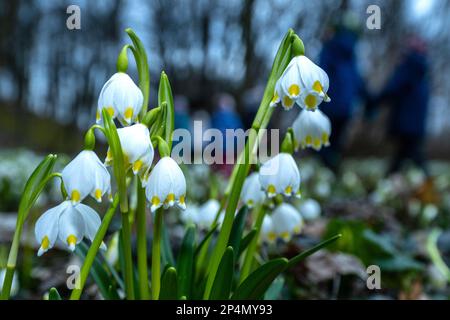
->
<box><xmin>270</xmin><ymin>55</ymin><xmax>330</xmax><ymax>111</ymax></box>
<box><xmin>260</xmin><ymin>215</ymin><xmax>276</xmax><ymax>243</ymax></box>
<box><xmin>62</xmin><ymin>150</ymin><xmax>111</xmax><ymax>205</ymax></box>
<box><xmin>298</xmin><ymin>198</ymin><xmax>321</xmax><ymax>221</ymax></box>
<box><xmin>293</xmin><ymin>109</ymin><xmax>331</xmax><ymax>150</ymax></box>
<box><xmin>145</xmin><ymin>157</ymin><xmax>186</xmax><ymax>212</ymax></box>
<box><xmin>271</xmin><ymin>203</ymin><xmax>303</xmax><ymax>242</ymax></box>
<box><xmin>180</xmin><ymin>204</ymin><xmax>199</xmax><ymax>224</ymax></box>
<box><xmin>196</xmin><ymin>199</ymin><xmax>220</xmax><ymax>229</ymax></box>
<box><xmin>0</xmin><ymin>269</ymin><xmax>19</xmax><ymax>297</ymax></box>
<box><xmin>35</xmin><ymin>201</ymin><xmax>104</xmax><ymax>256</ymax></box>
<box><xmin>105</xmin><ymin>123</ymin><xmax>154</xmax><ymax>184</ymax></box>
<box><xmin>259</xmin><ymin>153</ymin><xmax>301</xmax><ymax>198</ymax></box>
<box><xmin>241</xmin><ymin>172</ymin><xmax>266</xmax><ymax>208</ymax></box>
<box><xmin>97</xmin><ymin>72</ymin><xmax>144</xmax><ymax>125</ymax></box>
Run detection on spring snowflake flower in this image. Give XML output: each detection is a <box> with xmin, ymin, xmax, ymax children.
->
<box><xmin>260</xmin><ymin>215</ymin><xmax>275</xmax><ymax>243</ymax></box>
<box><xmin>35</xmin><ymin>201</ymin><xmax>104</xmax><ymax>256</ymax></box>
<box><xmin>62</xmin><ymin>150</ymin><xmax>111</xmax><ymax>205</ymax></box>
<box><xmin>105</xmin><ymin>123</ymin><xmax>154</xmax><ymax>184</ymax></box>
<box><xmin>292</xmin><ymin>109</ymin><xmax>331</xmax><ymax>150</ymax></box>
<box><xmin>97</xmin><ymin>72</ymin><xmax>143</xmax><ymax>125</ymax></box>
<box><xmin>241</xmin><ymin>172</ymin><xmax>266</xmax><ymax>208</ymax></box>
<box><xmin>270</xmin><ymin>55</ymin><xmax>330</xmax><ymax>111</ymax></box>
<box><xmin>145</xmin><ymin>157</ymin><xmax>186</xmax><ymax>212</ymax></box>
<box><xmin>259</xmin><ymin>153</ymin><xmax>301</xmax><ymax>198</ymax></box>
<box><xmin>271</xmin><ymin>203</ymin><xmax>303</xmax><ymax>242</ymax></box>
<box><xmin>298</xmin><ymin>198</ymin><xmax>321</xmax><ymax>221</ymax></box>
<box><xmin>197</xmin><ymin>199</ymin><xmax>221</xmax><ymax>229</ymax></box>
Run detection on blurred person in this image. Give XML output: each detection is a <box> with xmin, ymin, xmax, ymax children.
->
<box><xmin>211</xmin><ymin>93</ymin><xmax>243</xmax><ymax>176</ymax></box>
<box><xmin>371</xmin><ymin>35</ymin><xmax>430</xmax><ymax>175</ymax></box>
<box><xmin>318</xmin><ymin>12</ymin><xmax>368</xmax><ymax>171</ymax></box>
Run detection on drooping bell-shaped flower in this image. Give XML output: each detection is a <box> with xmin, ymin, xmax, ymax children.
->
<box><xmin>145</xmin><ymin>157</ymin><xmax>186</xmax><ymax>212</ymax></box>
<box><xmin>298</xmin><ymin>198</ymin><xmax>321</xmax><ymax>221</ymax></box>
<box><xmin>270</xmin><ymin>55</ymin><xmax>330</xmax><ymax>111</ymax></box>
<box><xmin>241</xmin><ymin>172</ymin><xmax>266</xmax><ymax>208</ymax></box>
<box><xmin>35</xmin><ymin>201</ymin><xmax>103</xmax><ymax>256</ymax></box>
<box><xmin>196</xmin><ymin>199</ymin><xmax>220</xmax><ymax>230</ymax></box>
<box><xmin>62</xmin><ymin>150</ymin><xmax>111</xmax><ymax>205</ymax></box>
<box><xmin>271</xmin><ymin>203</ymin><xmax>303</xmax><ymax>242</ymax></box>
<box><xmin>292</xmin><ymin>109</ymin><xmax>331</xmax><ymax>151</ymax></box>
<box><xmin>97</xmin><ymin>72</ymin><xmax>143</xmax><ymax>125</ymax></box>
<box><xmin>259</xmin><ymin>153</ymin><xmax>301</xmax><ymax>198</ymax></box>
<box><xmin>105</xmin><ymin>123</ymin><xmax>154</xmax><ymax>184</ymax></box>
<box><xmin>260</xmin><ymin>215</ymin><xmax>276</xmax><ymax>243</ymax></box>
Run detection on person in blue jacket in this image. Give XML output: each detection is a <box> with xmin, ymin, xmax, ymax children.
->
<box><xmin>318</xmin><ymin>20</ymin><xmax>368</xmax><ymax>171</ymax></box>
<box><xmin>373</xmin><ymin>36</ymin><xmax>430</xmax><ymax>174</ymax></box>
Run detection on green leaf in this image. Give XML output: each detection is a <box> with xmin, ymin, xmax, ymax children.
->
<box><xmin>286</xmin><ymin>234</ymin><xmax>342</xmax><ymax>268</ymax></box>
<box><xmin>158</xmin><ymin>72</ymin><xmax>175</xmax><ymax>150</ymax></box>
<box><xmin>125</xmin><ymin>28</ymin><xmax>150</xmax><ymax>118</ymax></box>
<box><xmin>177</xmin><ymin>225</ymin><xmax>196</xmax><ymax>299</ymax></box>
<box><xmin>161</xmin><ymin>223</ymin><xmax>175</xmax><ymax>267</ymax></box>
<box><xmin>194</xmin><ymin>224</ymin><xmax>218</xmax><ymax>257</ymax></box>
<box><xmin>227</xmin><ymin>206</ymin><xmax>248</xmax><ymax>260</ymax></box>
<box><xmin>159</xmin><ymin>267</ymin><xmax>178</xmax><ymax>300</ymax></box>
<box><xmin>264</xmin><ymin>276</ymin><xmax>285</xmax><ymax>300</ymax></box>
<box><xmin>102</xmin><ymin>109</ymin><xmax>127</xmax><ymax>211</ymax></box>
<box><xmin>210</xmin><ymin>246</ymin><xmax>234</xmax><ymax>300</ymax></box>
<box><xmin>76</xmin><ymin>242</ymin><xmax>120</xmax><ymax>300</ymax></box>
<box><xmin>232</xmin><ymin>258</ymin><xmax>288</xmax><ymax>300</ymax></box>
<box><xmin>48</xmin><ymin>287</ymin><xmax>62</xmax><ymax>300</ymax></box>
<box><xmin>237</xmin><ymin>229</ymin><xmax>257</xmax><ymax>258</ymax></box>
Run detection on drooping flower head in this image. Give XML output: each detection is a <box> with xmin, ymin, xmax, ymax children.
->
<box><xmin>35</xmin><ymin>201</ymin><xmax>104</xmax><ymax>256</ymax></box>
<box><xmin>97</xmin><ymin>72</ymin><xmax>143</xmax><ymax>125</ymax></box>
<box><xmin>298</xmin><ymin>198</ymin><xmax>321</xmax><ymax>221</ymax></box>
<box><xmin>270</xmin><ymin>55</ymin><xmax>330</xmax><ymax>111</ymax></box>
<box><xmin>241</xmin><ymin>172</ymin><xmax>266</xmax><ymax>208</ymax></box>
<box><xmin>271</xmin><ymin>203</ymin><xmax>303</xmax><ymax>242</ymax></box>
<box><xmin>105</xmin><ymin>123</ymin><xmax>154</xmax><ymax>184</ymax></box>
<box><xmin>259</xmin><ymin>153</ymin><xmax>301</xmax><ymax>198</ymax></box>
<box><xmin>145</xmin><ymin>157</ymin><xmax>186</xmax><ymax>212</ymax></box>
<box><xmin>197</xmin><ymin>199</ymin><xmax>221</xmax><ymax>230</ymax></box>
<box><xmin>260</xmin><ymin>215</ymin><xmax>276</xmax><ymax>243</ymax></box>
<box><xmin>62</xmin><ymin>150</ymin><xmax>111</xmax><ymax>205</ymax></box>
<box><xmin>292</xmin><ymin>109</ymin><xmax>331</xmax><ymax>150</ymax></box>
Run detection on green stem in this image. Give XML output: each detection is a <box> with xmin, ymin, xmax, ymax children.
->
<box><xmin>120</xmin><ymin>206</ymin><xmax>135</xmax><ymax>300</ymax></box>
<box><xmin>427</xmin><ymin>229</ymin><xmax>450</xmax><ymax>282</ymax></box>
<box><xmin>70</xmin><ymin>194</ymin><xmax>119</xmax><ymax>300</ymax></box>
<box><xmin>151</xmin><ymin>209</ymin><xmax>163</xmax><ymax>300</ymax></box>
<box><xmin>240</xmin><ymin>206</ymin><xmax>266</xmax><ymax>283</ymax></box>
<box><xmin>203</xmin><ymin>29</ymin><xmax>295</xmax><ymax>299</ymax></box>
<box><xmin>136</xmin><ymin>183</ymin><xmax>150</xmax><ymax>299</ymax></box>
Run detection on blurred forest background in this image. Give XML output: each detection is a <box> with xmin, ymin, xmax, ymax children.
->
<box><xmin>0</xmin><ymin>0</ymin><xmax>449</xmax><ymax>156</ymax></box>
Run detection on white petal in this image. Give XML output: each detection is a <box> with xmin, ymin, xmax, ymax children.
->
<box><xmin>35</xmin><ymin>202</ymin><xmax>67</xmax><ymax>256</ymax></box>
<box><xmin>58</xmin><ymin>204</ymin><xmax>86</xmax><ymax>251</ymax></box>
<box><xmin>76</xmin><ymin>203</ymin><xmax>102</xmax><ymax>243</ymax></box>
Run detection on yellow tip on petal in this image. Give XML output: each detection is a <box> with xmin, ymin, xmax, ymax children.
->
<box><xmin>94</xmin><ymin>189</ymin><xmax>102</xmax><ymax>202</ymax></box>
<box><xmin>267</xmin><ymin>184</ymin><xmax>276</xmax><ymax>197</ymax></box>
<box><xmin>304</xmin><ymin>94</ymin><xmax>317</xmax><ymax>110</ymax></box>
<box><xmin>270</xmin><ymin>93</ymin><xmax>279</xmax><ymax>106</ymax></box>
<box><xmin>96</xmin><ymin>111</ymin><xmax>101</xmax><ymax>121</ymax></box>
<box><xmin>312</xmin><ymin>80</ymin><xmax>323</xmax><ymax>93</ymax></box>
<box><xmin>305</xmin><ymin>135</ymin><xmax>312</xmax><ymax>145</ymax></box>
<box><xmin>67</xmin><ymin>234</ymin><xmax>77</xmax><ymax>251</ymax></box>
<box><xmin>268</xmin><ymin>232</ymin><xmax>277</xmax><ymax>242</ymax></box>
<box><xmin>164</xmin><ymin>193</ymin><xmax>175</xmax><ymax>206</ymax></box>
<box><xmin>41</xmin><ymin>236</ymin><xmax>50</xmax><ymax>250</ymax></box>
<box><xmin>284</xmin><ymin>186</ymin><xmax>292</xmax><ymax>196</ymax></box>
<box><xmin>294</xmin><ymin>224</ymin><xmax>302</xmax><ymax>234</ymax></box>
<box><xmin>179</xmin><ymin>195</ymin><xmax>185</xmax><ymax>205</ymax></box>
<box><xmin>280</xmin><ymin>231</ymin><xmax>291</xmax><ymax>242</ymax></box>
<box><xmin>71</xmin><ymin>190</ymin><xmax>81</xmax><ymax>203</ymax></box>
<box><xmin>282</xmin><ymin>96</ymin><xmax>294</xmax><ymax>110</ymax></box>
<box><xmin>152</xmin><ymin>196</ymin><xmax>160</xmax><ymax>207</ymax></box>
<box><xmin>322</xmin><ymin>133</ymin><xmax>329</xmax><ymax>144</ymax></box>
<box><xmin>313</xmin><ymin>138</ymin><xmax>322</xmax><ymax>149</ymax></box>
<box><xmin>132</xmin><ymin>159</ymin><xmax>143</xmax><ymax>174</ymax></box>
<box><xmin>124</xmin><ymin>107</ymin><xmax>133</xmax><ymax>120</ymax></box>
<box><xmin>105</xmin><ymin>106</ymin><xmax>115</xmax><ymax>117</ymax></box>
<box><xmin>288</xmin><ymin>84</ymin><xmax>300</xmax><ymax>97</ymax></box>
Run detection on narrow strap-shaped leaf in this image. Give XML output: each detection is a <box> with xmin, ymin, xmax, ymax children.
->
<box><xmin>287</xmin><ymin>234</ymin><xmax>342</xmax><ymax>269</ymax></box>
<box><xmin>210</xmin><ymin>247</ymin><xmax>234</xmax><ymax>300</ymax></box>
<box><xmin>161</xmin><ymin>223</ymin><xmax>175</xmax><ymax>266</ymax></box>
<box><xmin>237</xmin><ymin>229</ymin><xmax>257</xmax><ymax>258</ymax></box>
<box><xmin>48</xmin><ymin>287</ymin><xmax>62</xmax><ymax>300</ymax></box>
<box><xmin>232</xmin><ymin>258</ymin><xmax>288</xmax><ymax>300</ymax></box>
<box><xmin>159</xmin><ymin>267</ymin><xmax>178</xmax><ymax>300</ymax></box>
<box><xmin>227</xmin><ymin>206</ymin><xmax>249</xmax><ymax>260</ymax></box>
<box><xmin>194</xmin><ymin>223</ymin><xmax>218</xmax><ymax>257</ymax></box>
<box><xmin>177</xmin><ymin>225</ymin><xmax>196</xmax><ymax>299</ymax></box>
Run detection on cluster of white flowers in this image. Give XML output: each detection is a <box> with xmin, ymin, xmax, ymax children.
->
<box><xmin>238</xmin><ymin>53</ymin><xmax>332</xmax><ymax>243</ymax></box>
<box><xmin>35</xmin><ymin>72</ymin><xmax>186</xmax><ymax>256</ymax></box>
<box><xmin>271</xmin><ymin>55</ymin><xmax>332</xmax><ymax>151</ymax></box>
